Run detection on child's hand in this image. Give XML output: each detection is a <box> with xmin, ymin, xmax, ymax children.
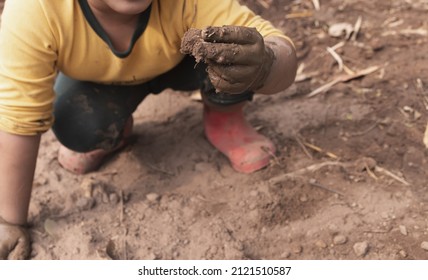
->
<box><xmin>0</xmin><ymin>217</ymin><xmax>30</xmax><ymax>260</ymax></box>
<box><xmin>181</xmin><ymin>26</ymin><xmax>275</xmax><ymax>94</ymax></box>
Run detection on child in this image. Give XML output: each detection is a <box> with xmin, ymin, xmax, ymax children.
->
<box><xmin>0</xmin><ymin>0</ymin><xmax>297</xmax><ymax>259</ymax></box>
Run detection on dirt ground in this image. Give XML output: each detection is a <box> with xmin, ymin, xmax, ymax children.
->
<box><xmin>24</xmin><ymin>0</ymin><xmax>428</xmax><ymax>260</ymax></box>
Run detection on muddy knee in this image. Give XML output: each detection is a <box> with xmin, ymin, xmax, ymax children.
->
<box><xmin>52</xmin><ymin>74</ymin><xmax>131</xmax><ymax>152</ymax></box>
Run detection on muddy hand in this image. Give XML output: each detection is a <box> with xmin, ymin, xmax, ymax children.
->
<box><xmin>181</xmin><ymin>26</ymin><xmax>275</xmax><ymax>94</ymax></box>
<box><xmin>0</xmin><ymin>217</ymin><xmax>30</xmax><ymax>260</ymax></box>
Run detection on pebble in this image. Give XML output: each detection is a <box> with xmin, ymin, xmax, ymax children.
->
<box><xmin>146</xmin><ymin>252</ymin><xmax>157</xmax><ymax>260</ymax></box>
<box><xmin>399</xmin><ymin>225</ymin><xmax>408</xmax><ymax>236</ymax></box>
<box><xmin>248</xmin><ymin>203</ymin><xmax>257</xmax><ymax>210</ymax></box>
<box><xmin>333</xmin><ymin>235</ymin><xmax>348</xmax><ymax>245</ymax></box>
<box><xmin>109</xmin><ymin>193</ymin><xmax>120</xmax><ymax>204</ymax></box>
<box><xmin>421</xmin><ymin>241</ymin><xmax>428</xmax><ymax>251</ymax></box>
<box><xmin>353</xmin><ymin>241</ymin><xmax>369</xmax><ymax>257</ymax></box>
<box><xmin>249</xmin><ymin>190</ymin><xmax>259</xmax><ymax>197</ymax></box>
<box><xmin>194</xmin><ymin>162</ymin><xmax>211</xmax><ymax>172</ymax></box>
<box><xmin>280</xmin><ymin>252</ymin><xmax>291</xmax><ymax>259</ymax></box>
<box><xmin>292</xmin><ymin>245</ymin><xmax>303</xmax><ymax>254</ymax></box>
<box><xmin>35</xmin><ymin>175</ymin><xmax>49</xmax><ymax>187</ymax></box>
<box><xmin>315</xmin><ymin>240</ymin><xmax>328</xmax><ymax>249</ymax></box>
<box><xmin>237</xmin><ymin>201</ymin><xmax>246</xmax><ymax>207</ymax></box>
<box><xmin>399</xmin><ymin>250</ymin><xmax>408</xmax><ymax>258</ymax></box>
<box><xmin>76</xmin><ymin>197</ymin><xmax>95</xmax><ymax>211</ymax></box>
<box><xmin>79</xmin><ymin>177</ymin><xmax>98</xmax><ymax>198</ymax></box>
<box><xmin>299</xmin><ymin>195</ymin><xmax>308</xmax><ymax>202</ymax></box>
<box><xmin>102</xmin><ymin>193</ymin><xmax>109</xmax><ymax>204</ymax></box>
<box><xmin>44</xmin><ymin>219</ymin><xmax>60</xmax><ymax>236</ymax></box>
<box><xmin>146</xmin><ymin>193</ymin><xmax>160</xmax><ymax>202</ymax></box>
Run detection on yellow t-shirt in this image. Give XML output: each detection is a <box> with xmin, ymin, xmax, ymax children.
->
<box><xmin>0</xmin><ymin>0</ymin><xmax>290</xmax><ymax>135</ymax></box>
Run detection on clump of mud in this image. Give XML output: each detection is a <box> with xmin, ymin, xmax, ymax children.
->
<box><xmin>180</xmin><ymin>28</ymin><xmax>208</xmax><ymax>63</ymax></box>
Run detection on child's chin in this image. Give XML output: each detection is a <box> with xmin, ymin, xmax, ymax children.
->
<box><xmin>112</xmin><ymin>1</ymin><xmax>151</xmax><ymax>15</ymax></box>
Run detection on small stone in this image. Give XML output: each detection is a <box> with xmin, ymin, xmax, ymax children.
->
<box><xmin>315</xmin><ymin>240</ymin><xmax>327</xmax><ymax>249</ymax></box>
<box><xmin>353</xmin><ymin>241</ymin><xmax>369</xmax><ymax>257</ymax></box>
<box><xmin>34</xmin><ymin>175</ymin><xmax>49</xmax><ymax>187</ymax></box>
<box><xmin>102</xmin><ymin>192</ymin><xmax>109</xmax><ymax>203</ymax></box>
<box><xmin>194</xmin><ymin>162</ymin><xmax>211</xmax><ymax>172</ymax></box>
<box><xmin>299</xmin><ymin>195</ymin><xmax>308</xmax><ymax>202</ymax></box>
<box><xmin>399</xmin><ymin>225</ymin><xmax>408</xmax><ymax>236</ymax></box>
<box><xmin>248</xmin><ymin>203</ymin><xmax>257</xmax><ymax>210</ymax></box>
<box><xmin>280</xmin><ymin>252</ymin><xmax>291</xmax><ymax>259</ymax></box>
<box><xmin>421</xmin><ymin>241</ymin><xmax>428</xmax><ymax>251</ymax></box>
<box><xmin>249</xmin><ymin>190</ymin><xmax>259</xmax><ymax>197</ymax></box>
<box><xmin>76</xmin><ymin>197</ymin><xmax>95</xmax><ymax>211</ymax></box>
<box><xmin>146</xmin><ymin>252</ymin><xmax>157</xmax><ymax>260</ymax></box>
<box><xmin>123</xmin><ymin>192</ymin><xmax>132</xmax><ymax>203</ymax></box>
<box><xmin>333</xmin><ymin>235</ymin><xmax>348</xmax><ymax>245</ymax></box>
<box><xmin>146</xmin><ymin>193</ymin><xmax>160</xmax><ymax>202</ymax></box>
<box><xmin>44</xmin><ymin>219</ymin><xmax>60</xmax><ymax>236</ymax></box>
<box><xmin>109</xmin><ymin>193</ymin><xmax>120</xmax><ymax>204</ymax></box>
<box><xmin>79</xmin><ymin>177</ymin><xmax>98</xmax><ymax>198</ymax></box>
<box><xmin>399</xmin><ymin>250</ymin><xmax>407</xmax><ymax>258</ymax></box>
<box><xmin>292</xmin><ymin>245</ymin><xmax>303</xmax><ymax>254</ymax></box>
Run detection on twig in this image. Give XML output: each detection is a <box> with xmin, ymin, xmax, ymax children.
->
<box><xmin>295</xmin><ymin>62</ymin><xmax>318</xmax><ymax>82</ymax></box>
<box><xmin>352</xmin><ymin>16</ymin><xmax>363</xmax><ymax>41</ymax></box>
<box><xmin>294</xmin><ymin>135</ymin><xmax>313</xmax><ymax>159</ymax></box>
<box><xmin>375</xmin><ymin>166</ymin><xmax>410</xmax><ymax>186</ymax></box>
<box><xmin>311</xmin><ymin>0</ymin><xmax>320</xmax><ymax>10</ymax></box>
<box><xmin>119</xmin><ymin>190</ymin><xmax>124</xmax><ymax>224</ymax></box>
<box><xmin>365</xmin><ymin>164</ymin><xmax>378</xmax><ymax>181</ymax></box>
<box><xmin>123</xmin><ymin>230</ymin><xmax>128</xmax><ymax>260</ymax></box>
<box><xmin>308</xmin><ymin>178</ymin><xmax>345</xmax><ymax>196</ymax></box>
<box><xmin>307</xmin><ymin>65</ymin><xmax>380</xmax><ymax>98</ymax></box>
<box><xmin>400</xmin><ymin>28</ymin><xmax>428</xmax><ymax>36</ymax></box>
<box><xmin>331</xmin><ymin>41</ymin><xmax>346</xmax><ymax>51</ymax></box>
<box><xmin>326</xmin><ymin>46</ymin><xmax>344</xmax><ymax>71</ymax></box>
<box><xmin>261</xmin><ymin>146</ymin><xmax>283</xmax><ymax>167</ymax></box>
<box><xmin>363</xmin><ymin>229</ymin><xmax>391</xmax><ymax>234</ymax></box>
<box><xmin>424</xmin><ymin>122</ymin><xmax>428</xmax><ymax>149</ymax></box>
<box><xmin>285</xmin><ymin>11</ymin><xmax>314</xmax><ymax>19</ymax></box>
<box><xmin>415</xmin><ymin>78</ymin><xmax>428</xmax><ymax>111</ymax></box>
<box><xmin>256</xmin><ymin>0</ymin><xmax>270</xmax><ymax>9</ymax></box>
<box><xmin>348</xmin><ymin>121</ymin><xmax>380</xmax><ymax>137</ymax></box>
<box><xmin>295</xmin><ymin>71</ymin><xmax>319</xmax><ymax>82</ymax></box>
<box><xmin>302</xmin><ymin>141</ymin><xmax>339</xmax><ymax>159</ymax></box>
<box><xmin>269</xmin><ymin>161</ymin><xmax>350</xmax><ymax>184</ymax></box>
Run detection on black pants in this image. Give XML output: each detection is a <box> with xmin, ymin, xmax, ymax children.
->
<box><xmin>52</xmin><ymin>56</ymin><xmax>253</xmax><ymax>152</ymax></box>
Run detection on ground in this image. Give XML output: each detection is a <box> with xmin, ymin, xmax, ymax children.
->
<box><xmin>25</xmin><ymin>0</ymin><xmax>428</xmax><ymax>260</ymax></box>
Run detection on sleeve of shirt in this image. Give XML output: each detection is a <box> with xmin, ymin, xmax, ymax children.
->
<box><xmin>0</xmin><ymin>0</ymin><xmax>58</xmax><ymax>135</ymax></box>
<box><xmin>183</xmin><ymin>0</ymin><xmax>293</xmax><ymax>45</ymax></box>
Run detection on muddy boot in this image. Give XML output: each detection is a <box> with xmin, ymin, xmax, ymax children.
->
<box><xmin>58</xmin><ymin>117</ymin><xmax>133</xmax><ymax>174</ymax></box>
<box><xmin>203</xmin><ymin>102</ymin><xmax>275</xmax><ymax>173</ymax></box>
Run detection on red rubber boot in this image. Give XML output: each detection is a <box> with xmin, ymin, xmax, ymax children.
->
<box><xmin>58</xmin><ymin>117</ymin><xmax>133</xmax><ymax>174</ymax></box>
<box><xmin>203</xmin><ymin>103</ymin><xmax>275</xmax><ymax>173</ymax></box>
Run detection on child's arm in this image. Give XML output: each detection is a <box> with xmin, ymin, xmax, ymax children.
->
<box><xmin>181</xmin><ymin>26</ymin><xmax>297</xmax><ymax>95</ymax></box>
<box><xmin>257</xmin><ymin>36</ymin><xmax>297</xmax><ymax>95</ymax></box>
<box><xmin>0</xmin><ymin>130</ymin><xmax>40</xmax><ymax>259</ymax></box>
